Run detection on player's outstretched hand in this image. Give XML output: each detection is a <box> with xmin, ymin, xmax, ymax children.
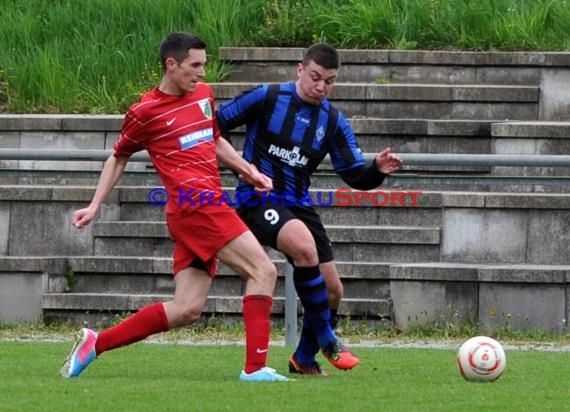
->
<box><xmin>72</xmin><ymin>207</ymin><xmax>98</xmax><ymax>229</ymax></box>
<box><xmin>376</xmin><ymin>148</ymin><xmax>403</xmax><ymax>174</ymax></box>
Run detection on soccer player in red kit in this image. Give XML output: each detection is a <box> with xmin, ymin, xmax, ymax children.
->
<box><xmin>60</xmin><ymin>32</ymin><xmax>290</xmax><ymax>382</ymax></box>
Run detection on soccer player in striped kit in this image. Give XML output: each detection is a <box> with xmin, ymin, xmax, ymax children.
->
<box><xmin>60</xmin><ymin>32</ymin><xmax>290</xmax><ymax>382</ymax></box>
<box><xmin>217</xmin><ymin>43</ymin><xmax>402</xmax><ymax>376</ymax></box>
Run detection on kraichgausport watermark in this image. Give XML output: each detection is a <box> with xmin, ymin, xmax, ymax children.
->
<box><xmin>147</xmin><ymin>188</ymin><xmax>422</xmax><ymax>207</ymax></box>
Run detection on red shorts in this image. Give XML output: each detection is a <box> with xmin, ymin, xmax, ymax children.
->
<box><xmin>166</xmin><ymin>203</ymin><xmax>249</xmax><ymax>277</ymax></box>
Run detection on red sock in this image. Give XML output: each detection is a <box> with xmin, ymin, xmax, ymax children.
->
<box><xmin>95</xmin><ymin>302</ymin><xmax>169</xmax><ymax>356</ymax></box>
<box><xmin>242</xmin><ymin>295</ymin><xmax>272</xmax><ymax>374</ymax></box>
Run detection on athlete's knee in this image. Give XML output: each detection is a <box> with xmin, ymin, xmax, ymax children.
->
<box><xmin>244</xmin><ymin>257</ymin><xmax>277</xmax><ymax>296</ymax></box>
<box><xmin>259</xmin><ymin>258</ymin><xmax>277</xmax><ymax>281</ymax></box>
<box><xmin>249</xmin><ymin>255</ymin><xmax>277</xmax><ymax>285</ymax></box>
<box><xmin>321</xmin><ymin>263</ymin><xmax>343</xmax><ymax>306</ymax></box>
<box><xmin>166</xmin><ymin>301</ymin><xmax>203</xmax><ymax>327</ymax></box>
<box><xmin>288</xmin><ymin>243</ymin><xmax>319</xmax><ymax>267</ymax></box>
<box><xmin>178</xmin><ymin>306</ymin><xmax>203</xmax><ymax>326</ymax></box>
<box><xmin>327</xmin><ymin>282</ymin><xmax>343</xmax><ymax>307</ymax></box>
<box><xmin>278</xmin><ymin>222</ymin><xmax>319</xmax><ymax>267</ymax></box>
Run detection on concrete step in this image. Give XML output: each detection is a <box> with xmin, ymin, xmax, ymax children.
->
<box><xmin>0</xmin><ymin>169</ymin><xmax>163</xmax><ymax>186</ymax></box>
<box><xmin>3</xmin><ymin>256</ymin><xmax>569</xmax><ymax>331</ymax></box>
<box><xmin>212</xmin><ymin>82</ymin><xmax>539</xmax><ymax>120</ymax></box>
<box><xmin>388</xmin><ymin>262</ymin><xmax>570</xmax><ymax>333</ymax></box>
<box><xmin>3</xmin><ymin>116</ymin><xmax>569</xmax><ymax>184</ymax></box>
<box><xmin>69</xmin><ymin>187</ymin><xmax>569</xmax><ymax>227</ymax></box>
<box><xmin>0</xmin><ymin>256</ymin><xmax>66</xmax><ymax>323</ymax></box>
<box><xmin>50</xmin><ymin>256</ymin><xmax>394</xmax><ymax>298</ymax></box>
<box><xmin>41</xmin><ymin>256</ymin><xmax>393</xmax><ymax>325</ymax></box>
<box><xmin>92</xmin><ymin>221</ymin><xmax>440</xmax><ymax>243</ymax></box>
<box><xmin>225</xmin><ymin>118</ymin><xmax>494</xmax><ymax>175</ymax></box>
<box><xmin>490</xmin><ymin>121</ymin><xmax>570</xmax><ymax>179</ymax></box>
<box><xmin>224</xmin><ymin>118</ymin><xmax>493</xmax><ymax>152</ymax></box>
<box><xmin>2</xmin><ymin>168</ymin><xmax>568</xmax><ymax>193</ymax></box>
<box><xmin>219</xmin><ymin>47</ymin><xmax>570</xmax><ymax>85</ymax></box>
<box><xmin>3</xmin><ymin>117</ymin><xmax>568</xmax><ymax>159</ymax></box>
<box><xmin>3</xmin><ymin>186</ymin><xmax>569</xmax><ymax>263</ymax></box>
<box><xmin>114</xmin><ymin>186</ymin><xmax>444</xmax><ymax>224</ymax></box>
<box><xmin>216</xmin><ymin>48</ymin><xmax>569</xmax><ymax>122</ymax></box>
<box><xmin>91</xmin><ymin>221</ymin><xmax>441</xmax><ymax>263</ymax></box>
<box><xmin>6</xmin><ymin>116</ymin><xmax>568</xmax><ymax>154</ymax></box>
<box><xmin>40</xmin><ymin>258</ymin><xmax>570</xmax><ymax>330</ymax></box>
<box><xmin>7</xmin><ymin>119</ymin><xmax>567</xmax><ymax>190</ymax></box>
<box><xmin>41</xmin><ymin>293</ymin><xmax>391</xmax><ymax>326</ymax></box>
<box><xmin>492</xmin><ymin>121</ymin><xmax>570</xmax><ymax>138</ymax></box>
<box><xmin>113</xmin><ymin>187</ymin><xmax>570</xmax><ymax>225</ymax></box>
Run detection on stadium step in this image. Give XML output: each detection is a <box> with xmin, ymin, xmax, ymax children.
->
<box><xmin>6</xmin><ymin>255</ymin><xmax>569</xmax><ymax>330</ymax></box>
<box><xmin>2</xmin><ymin>186</ymin><xmax>568</xmax><ymax>262</ymax></box>
<box><xmin>218</xmin><ymin>47</ymin><xmax>567</xmax><ymax>86</ymax></box>
<box><xmin>42</xmin><ymin>292</ymin><xmax>392</xmax><ymax>327</ymax></box>
<box><xmin>3</xmin><ymin>116</ymin><xmax>569</xmax><ymax>187</ymax></box>
<box><xmin>40</xmin><ymin>256</ymin><xmax>393</xmax><ymax>326</ymax></box>
<box><xmin>91</xmin><ymin>221</ymin><xmax>440</xmax><ymax>263</ymax></box>
<box><xmin>388</xmin><ymin>262</ymin><xmax>570</xmax><ymax>333</ymax></box>
<box><xmin>212</xmin><ymin>82</ymin><xmax>539</xmax><ymax>120</ymax></box>
<box><xmin>112</xmin><ymin>186</ymin><xmax>444</xmax><ymax>224</ymax></box>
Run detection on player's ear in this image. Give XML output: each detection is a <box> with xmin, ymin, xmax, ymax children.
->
<box><xmin>296</xmin><ymin>62</ymin><xmax>304</xmax><ymax>77</ymax></box>
<box><xmin>165</xmin><ymin>56</ymin><xmax>178</xmax><ymax>71</ymax></box>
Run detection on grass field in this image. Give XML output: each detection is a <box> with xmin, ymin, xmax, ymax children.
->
<box><xmin>0</xmin><ymin>339</ymin><xmax>568</xmax><ymax>412</ymax></box>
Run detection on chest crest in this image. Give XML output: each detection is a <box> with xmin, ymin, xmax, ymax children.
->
<box><xmin>198</xmin><ymin>99</ymin><xmax>212</xmax><ymax>119</ymax></box>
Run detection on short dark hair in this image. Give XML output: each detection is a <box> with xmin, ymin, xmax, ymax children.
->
<box><xmin>302</xmin><ymin>43</ymin><xmax>340</xmax><ymax>69</ymax></box>
<box><xmin>159</xmin><ymin>32</ymin><xmax>207</xmax><ymax>70</ymax></box>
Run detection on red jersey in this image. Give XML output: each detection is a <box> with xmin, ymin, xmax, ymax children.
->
<box><xmin>114</xmin><ymin>83</ymin><xmax>222</xmax><ymax>216</ymax></box>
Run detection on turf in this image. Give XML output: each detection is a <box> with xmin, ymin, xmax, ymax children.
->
<box><xmin>0</xmin><ymin>340</ymin><xmax>567</xmax><ymax>412</ymax></box>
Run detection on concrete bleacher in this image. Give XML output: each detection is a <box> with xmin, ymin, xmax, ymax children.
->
<box><xmin>1</xmin><ymin>48</ymin><xmax>570</xmax><ymax>333</ymax></box>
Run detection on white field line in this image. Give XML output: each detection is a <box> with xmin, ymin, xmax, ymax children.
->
<box><xmin>2</xmin><ymin>335</ymin><xmax>570</xmax><ymax>351</ymax></box>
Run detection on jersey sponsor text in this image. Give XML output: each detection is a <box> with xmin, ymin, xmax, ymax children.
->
<box><xmin>268</xmin><ymin>144</ymin><xmax>309</xmax><ymax>167</ymax></box>
<box><xmin>179</xmin><ymin>127</ymin><xmax>213</xmax><ymax>150</ymax></box>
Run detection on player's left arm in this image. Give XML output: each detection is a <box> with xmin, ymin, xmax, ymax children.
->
<box><xmin>215</xmin><ymin>136</ymin><xmax>272</xmax><ymax>192</ymax></box>
<box><xmin>375</xmin><ymin>147</ymin><xmax>403</xmax><ymax>174</ymax></box>
<box><xmin>331</xmin><ymin>113</ymin><xmax>402</xmax><ymax>190</ymax></box>
<box><xmin>338</xmin><ymin>148</ymin><xmax>402</xmax><ymax>191</ymax></box>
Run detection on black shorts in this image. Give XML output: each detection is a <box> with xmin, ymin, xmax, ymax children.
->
<box><xmin>236</xmin><ymin>196</ymin><xmax>334</xmax><ymax>263</ymax></box>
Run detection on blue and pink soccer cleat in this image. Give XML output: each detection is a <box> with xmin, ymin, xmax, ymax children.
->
<box><xmin>60</xmin><ymin>328</ymin><xmax>98</xmax><ymax>378</ymax></box>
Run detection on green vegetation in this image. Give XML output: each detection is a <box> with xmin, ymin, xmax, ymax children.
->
<box><xmin>0</xmin><ymin>0</ymin><xmax>251</xmax><ymax>113</ymax></box>
<box><xmin>0</xmin><ymin>0</ymin><xmax>569</xmax><ymax>113</ymax></box>
<box><xmin>2</xmin><ymin>319</ymin><xmax>569</xmax><ymax>347</ymax></box>
<box><xmin>246</xmin><ymin>0</ymin><xmax>570</xmax><ymax>50</ymax></box>
<box><xmin>1</xmin><ymin>340</ymin><xmax>568</xmax><ymax>411</ymax></box>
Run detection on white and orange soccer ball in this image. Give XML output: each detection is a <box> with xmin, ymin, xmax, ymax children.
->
<box><xmin>457</xmin><ymin>336</ymin><xmax>506</xmax><ymax>382</ymax></box>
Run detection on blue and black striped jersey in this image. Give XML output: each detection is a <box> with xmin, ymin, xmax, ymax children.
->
<box><xmin>217</xmin><ymin>82</ymin><xmax>365</xmax><ymax>202</ymax></box>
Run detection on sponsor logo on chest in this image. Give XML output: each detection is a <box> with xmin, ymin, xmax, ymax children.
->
<box><xmin>268</xmin><ymin>144</ymin><xmax>309</xmax><ymax>167</ymax></box>
<box><xmin>179</xmin><ymin>127</ymin><xmax>213</xmax><ymax>150</ymax></box>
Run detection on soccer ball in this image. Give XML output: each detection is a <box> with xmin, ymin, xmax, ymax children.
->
<box><xmin>457</xmin><ymin>336</ymin><xmax>506</xmax><ymax>382</ymax></box>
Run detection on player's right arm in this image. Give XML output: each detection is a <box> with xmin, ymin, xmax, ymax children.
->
<box><xmin>72</xmin><ymin>154</ymin><xmax>130</xmax><ymax>229</ymax></box>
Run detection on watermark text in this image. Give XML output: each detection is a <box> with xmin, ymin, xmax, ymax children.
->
<box><xmin>147</xmin><ymin>188</ymin><xmax>422</xmax><ymax>207</ymax></box>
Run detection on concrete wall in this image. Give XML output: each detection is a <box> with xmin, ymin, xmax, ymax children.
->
<box><xmin>390</xmin><ymin>263</ymin><xmax>569</xmax><ymax>333</ymax></box>
<box><xmin>1</xmin><ymin>48</ymin><xmax>570</xmax><ymax>330</ymax></box>
<box><xmin>539</xmin><ymin>69</ymin><xmax>570</xmax><ymax>121</ymax></box>
<box><xmin>219</xmin><ymin>48</ymin><xmax>570</xmax><ymax>120</ymax></box>
<box><xmin>0</xmin><ymin>257</ymin><xmax>66</xmax><ymax>322</ymax></box>
<box><xmin>1</xmin><ymin>185</ymin><xmax>569</xmax><ymax>331</ymax></box>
